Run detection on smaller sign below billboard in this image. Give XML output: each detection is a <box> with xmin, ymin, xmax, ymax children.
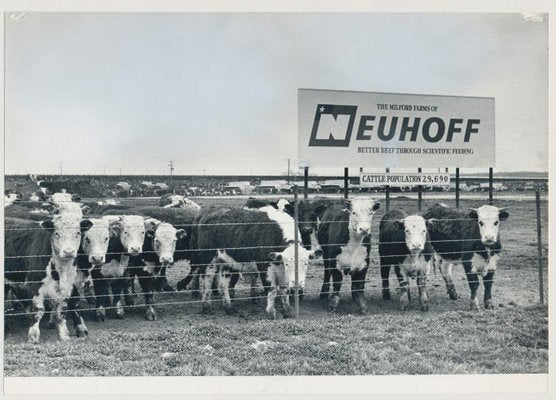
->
<box><xmin>360</xmin><ymin>172</ymin><xmax>451</xmax><ymax>187</ymax></box>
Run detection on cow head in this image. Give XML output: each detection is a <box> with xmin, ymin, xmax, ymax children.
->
<box><xmin>80</xmin><ymin>218</ymin><xmax>111</xmax><ymax>265</ymax></box>
<box><xmin>297</xmin><ymin>201</ymin><xmax>327</xmax><ymax>235</ymax></box>
<box><xmin>145</xmin><ymin>219</ymin><xmax>186</xmax><ymax>265</ymax></box>
<box><xmin>395</xmin><ymin>215</ymin><xmax>430</xmax><ymax>253</ymax></box>
<box><xmin>41</xmin><ymin>214</ymin><xmax>90</xmax><ymax>260</ymax></box>
<box><xmin>268</xmin><ymin>244</ymin><xmax>323</xmax><ymax>297</ymax></box>
<box><xmin>344</xmin><ymin>196</ymin><xmax>380</xmax><ymax>236</ymax></box>
<box><xmin>468</xmin><ymin>205</ymin><xmax>509</xmax><ymax>247</ymax></box>
<box><xmin>106</xmin><ymin>215</ymin><xmax>148</xmax><ymax>256</ymax></box>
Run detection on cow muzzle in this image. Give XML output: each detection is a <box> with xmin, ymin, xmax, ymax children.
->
<box><xmin>90</xmin><ymin>255</ymin><xmax>105</xmax><ymax>265</ymax></box>
<box><xmin>483</xmin><ymin>237</ymin><xmax>496</xmax><ymax>247</ymax></box>
<box><xmin>160</xmin><ymin>256</ymin><xmax>174</xmax><ymax>265</ymax></box>
<box><xmin>62</xmin><ymin>248</ymin><xmax>77</xmax><ymax>258</ymax></box>
<box><xmin>129</xmin><ymin>246</ymin><xmax>142</xmax><ymax>256</ymax></box>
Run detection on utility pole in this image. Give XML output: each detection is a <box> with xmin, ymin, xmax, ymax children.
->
<box><xmin>168</xmin><ymin>161</ymin><xmax>174</xmax><ymax>183</ymax></box>
<box><xmin>59</xmin><ymin>161</ymin><xmax>63</xmax><ymax>179</ymax></box>
<box><xmin>287</xmin><ymin>158</ymin><xmax>291</xmax><ymax>184</ymax></box>
<box><xmin>103</xmin><ymin>166</ymin><xmax>106</xmax><ymax>175</ymax></box>
<box><xmin>119</xmin><ymin>168</ymin><xmax>122</xmax><ymax>176</ymax></box>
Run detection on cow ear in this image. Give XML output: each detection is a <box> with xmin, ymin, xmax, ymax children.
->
<box><xmin>314</xmin><ymin>204</ymin><xmax>327</xmax><ymax>218</ymax></box>
<box><xmin>41</xmin><ymin>202</ymin><xmax>56</xmax><ymax>214</ymax></box>
<box><xmin>394</xmin><ymin>219</ymin><xmax>405</xmax><ymax>230</ymax></box>
<box><xmin>467</xmin><ymin>208</ymin><xmax>478</xmax><ymax>220</ymax></box>
<box><xmin>80</xmin><ymin>205</ymin><xmax>92</xmax><ymax>215</ymax></box>
<box><xmin>144</xmin><ymin>218</ymin><xmax>160</xmax><ymax>232</ymax></box>
<box><xmin>283</xmin><ymin>204</ymin><xmax>294</xmax><ymax>216</ymax></box>
<box><xmin>310</xmin><ymin>248</ymin><xmax>323</xmax><ymax>259</ymax></box>
<box><xmin>40</xmin><ymin>220</ymin><xmax>54</xmax><ymax>231</ymax></box>
<box><xmin>72</xmin><ymin>194</ymin><xmax>81</xmax><ymax>202</ymax></box>
<box><xmin>426</xmin><ymin>218</ymin><xmax>438</xmax><ymax>229</ymax></box>
<box><xmin>176</xmin><ymin>229</ymin><xmax>187</xmax><ymax>240</ymax></box>
<box><xmin>372</xmin><ymin>202</ymin><xmax>380</xmax><ymax>211</ymax></box>
<box><xmin>80</xmin><ymin>219</ymin><xmax>93</xmax><ymax>232</ymax></box>
<box><xmin>269</xmin><ymin>201</ymin><xmax>279</xmax><ymax>209</ymax></box>
<box><xmin>109</xmin><ymin>221</ymin><xmax>123</xmax><ymax>237</ymax></box>
<box><xmin>498</xmin><ymin>209</ymin><xmax>509</xmax><ymax>221</ymax></box>
<box><xmin>268</xmin><ymin>252</ymin><xmax>282</xmax><ymax>262</ymax></box>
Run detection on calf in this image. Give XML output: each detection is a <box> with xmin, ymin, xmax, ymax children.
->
<box><xmin>5</xmin><ymin>214</ymin><xmax>93</xmax><ymax>343</ymax></box>
<box><xmin>186</xmin><ymin>206</ymin><xmax>320</xmax><ymax>318</ymax></box>
<box><xmin>318</xmin><ymin>196</ymin><xmax>380</xmax><ymax>314</ymax></box>
<box><xmin>379</xmin><ymin>210</ymin><xmax>434</xmax><ymax>311</ymax></box>
<box><xmin>423</xmin><ymin>203</ymin><xmax>509</xmax><ymax>310</ymax></box>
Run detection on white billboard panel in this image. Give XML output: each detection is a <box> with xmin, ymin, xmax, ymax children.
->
<box><xmin>298</xmin><ymin>89</ymin><xmax>495</xmax><ymax>168</ymax></box>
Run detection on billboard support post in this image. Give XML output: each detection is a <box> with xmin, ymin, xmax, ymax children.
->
<box><xmin>455</xmin><ymin>167</ymin><xmax>460</xmax><ymax>209</ymax></box>
<box><xmin>385</xmin><ymin>167</ymin><xmax>390</xmax><ymax>212</ymax></box>
<box><xmin>489</xmin><ymin>167</ymin><xmax>494</xmax><ymax>205</ymax></box>
<box><xmin>344</xmin><ymin>167</ymin><xmax>349</xmax><ymax>199</ymax></box>
<box><xmin>417</xmin><ymin>167</ymin><xmax>423</xmax><ymax>212</ymax></box>
<box><xmin>303</xmin><ymin>167</ymin><xmax>309</xmax><ymax>200</ymax></box>
<box><xmin>535</xmin><ymin>190</ymin><xmax>544</xmax><ymax>304</ymax></box>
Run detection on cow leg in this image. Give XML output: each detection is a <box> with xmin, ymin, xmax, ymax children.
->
<box><xmin>28</xmin><ymin>295</ymin><xmax>45</xmax><ymax>344</ymax></box>
<box><xmin>54</xmin><ymin>300</ymin><xmax>70</xmax><ymax>341</ymax></box>
<box><xmin>351</xmin><ymin>267</ymin><xmax>369</xmax><ymax>314</ymax></box>
<box><xmin>483</xmin><ymin>271</ymin><xmax>495</xmax><ymax>310</ymax></box>
<box><xmin>329</xmin><ymin>268</ymin><xmax>343</xmax><ymax>313</ymax></box>
<box><xmin>265</xmin><ymin>286</ymin><xmax>278</xmax><ymax>319</ymax></box>
<box><xmin>176</xmin><ymin>266</ymin><xmax>196</xmax><ymax>292</ymax></box>
<box><xmin>200</xmin><ymin>264</ymin><xmax>216</xmax><ymax>315</ymax></box>
<box><xmin>136</xmin><ymin>270</ymin><xmax>157</xmax><ymax>321</ymax></box>
<box><xmin>320</xmin><ymin>262</ymin><xmax>332</xmax><ymax>301</ymax></box>
<box><xmin>68</xmin><ymin>285</ymin><xmax>88</xmax><ymax>337</ymax></box>
<box><xmin>249</xmin><ymin>272</ymin><xmax>260</xmax><ymax>303</ymax></box>
<box><xmin>47</xmin><ymin>300</ymin><xmax>57</xmax><ymax>329</ymax></box>
<box><xmin>380</xmin><ymin>262</ymin><xmax>392</xmax><ymax>300</ymax></box>
<box><xmin>440</xmin><ymin>259</ymin><xmax>458</xmax><ymax>300</ymax></box>
<box><xmin>258</xmin><ymin>264</ymin><xmax>272</xmax><ymax>295</ymax></box>
<box><xmin>218</xmin><ymin>268</ymin><xmax>236</xmax><ymax>315</ymax></box>
<box><xmin>417</xmin><ymin>271</ymin><xmax>429</xmax><ymax>312</ymax></box>
<box><xmin>464</xmin><ymin>260</ymin><xmax>480</xmax><ymax>311</ymax></box>
<box><xmin>229</xmin><ymin>270</ymin><xmax>240</xmax><ymax>300</ymax></box>
<box><xmin>157</xmin><ymin>265</ymin><xmax>175</xmax><ymax>292</ymax></box>
<box><xmin>279</xmin><ymin>284</ymin><xmax>292</xmax><ymax>318</ymax></box>
<box><xmin>92</xmin><ymin>272</ymin><xmax>110</xmax><ymax>322</ymax></box>
<box><xmin>123</xmin><ymin>268</ymin><xmax>136</xmax><ymax>306</ymax></box>
<box><xmin>111</xmin><ymin>278</ymin><xmax>126</xmax><ymax>319</ymax></box>
<box><xmin>395</xmin><ymin>266</ymin><xmax>410</xmax><ymax>311</ymax></box>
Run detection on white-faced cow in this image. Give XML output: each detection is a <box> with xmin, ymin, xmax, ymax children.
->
<box><xmin>379</xmin><ymin>210</ymin><xmax>435</xmax><ymax>311</ymax></box>
<box><xmin>317</xmin><ymin>196</ymin><xmax>380</xmax><ymax>314</ymax></box>
<box><xmin>423</xmin><ymin>203</ymin><xmax>509</xmax><ymax>310</ymax></box>
<box><xmin>5</xmin><ymin>214</ymin><xmax>93</xmax><ymax>343</ymax></box>
<box><xmin>184</xmin><ymin>206</ymin><xmax>320</xmax><ymax>318</ymax></box>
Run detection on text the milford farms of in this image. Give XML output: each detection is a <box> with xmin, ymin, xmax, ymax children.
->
<box><xmin>354</xmin><ymin>116</ymin><xmax>480</xmax><ymax>143</ymax></box>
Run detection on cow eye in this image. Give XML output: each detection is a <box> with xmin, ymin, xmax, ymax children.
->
<box><xmin>124</xmin><ymin>231</ymin><xmax>129</xmax><ymax>235</ymax></box>
<box><xmin>54</xmin><ymin>232</ymin><xmax>60</xmax><ymax>238</ymax></box>
<box><xmin>479</xmin><ymin>221</ymin><xmax>484</xmax><ymax>227</ymax></box>
<box><xmin>84</xmin><ymin>237</ymin><xmax>90</xmax><ymax>243</ymax></box>
<box><xmin>104</xmin><ymin>237</ymin><xmax>109</xmax><ymax>242</ymax></box>
<box><xmin>494</xmin><ymin>221</ymin><xmax>499</xmax><ymax>226</ymax></box>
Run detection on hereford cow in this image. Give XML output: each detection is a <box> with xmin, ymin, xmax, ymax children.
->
<box><xmin>318</xmin><ymin>196</ymin><xmax>380</xmax><ymax>314</ymax></box>
<box><xmin>5</xmin><ymin>214</ymin><xmax>93</xmax><ymax>343</ymax></box>
<box><xmin>183</xmin><ymin>206</ymin><xmax>321</xmax><ymax>318</ymax></box>
<box><xmin>423</xmin><ymin>203</ymin><xmax>510</xmax><ymax>310</ymax></box>
<box><xmin>379</xmin><ymin>210</ymin><xmax>435</xmax><ymax>311</ymax></box>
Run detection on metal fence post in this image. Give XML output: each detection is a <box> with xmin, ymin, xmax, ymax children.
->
<box><xmin>535</xmin><ymin>189</ymin><xmax>544</xmax><ymax>304</ymax></box>
<box><xmin>293</xmin><ymin>185</ymin><xmax>300</xmax><ymax>318</ymax></box>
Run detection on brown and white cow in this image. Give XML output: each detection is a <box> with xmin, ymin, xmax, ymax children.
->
<box><xmin>318</xmin><ymin>196</ymin><xmax>380</xmax><ymax>314</ymax></box>
<box><xmin>5</xmin><ymin>214</ymin><xmax>93</xmax><ymax>343</ymax></box>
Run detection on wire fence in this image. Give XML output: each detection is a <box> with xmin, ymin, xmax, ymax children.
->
<box><xmin>3</xmin><ymin>190</ymin><xmax>548</xmax><ymax>324</ymax></box>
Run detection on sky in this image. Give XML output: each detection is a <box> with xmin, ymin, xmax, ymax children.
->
<box><xmin>4</xmin><ymin>12</ymin><xmax>548</xmax><ymax>175</ymax></box>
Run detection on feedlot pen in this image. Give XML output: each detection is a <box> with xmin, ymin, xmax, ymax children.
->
<box><xmin>3</xmin><ymin>195</ymin><xmax>549</xmax><ymax>376</ymax></box>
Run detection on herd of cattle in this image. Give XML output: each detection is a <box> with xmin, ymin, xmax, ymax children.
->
<box><xmin>4</xmin><ymin>191</ymin><xmax>509</xmax><ymax>343</ymax></box>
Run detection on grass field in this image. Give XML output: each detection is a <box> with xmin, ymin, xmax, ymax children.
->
<box><xmin>3</xmin><ymin>195</ymin><xmax>549</xmax><ymax>376</ymax></box>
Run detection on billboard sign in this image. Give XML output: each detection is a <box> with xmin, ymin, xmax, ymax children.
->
<box><xmin>298</xmin><ymin>89</ymin><xmax>495</xmax><ymax>168</ymax></box>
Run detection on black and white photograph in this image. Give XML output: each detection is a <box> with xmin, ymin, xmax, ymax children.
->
<box><xmin>1</xmin><ymin>2</ymin><xmax>552</xmax><ymax>398</ymax></box>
